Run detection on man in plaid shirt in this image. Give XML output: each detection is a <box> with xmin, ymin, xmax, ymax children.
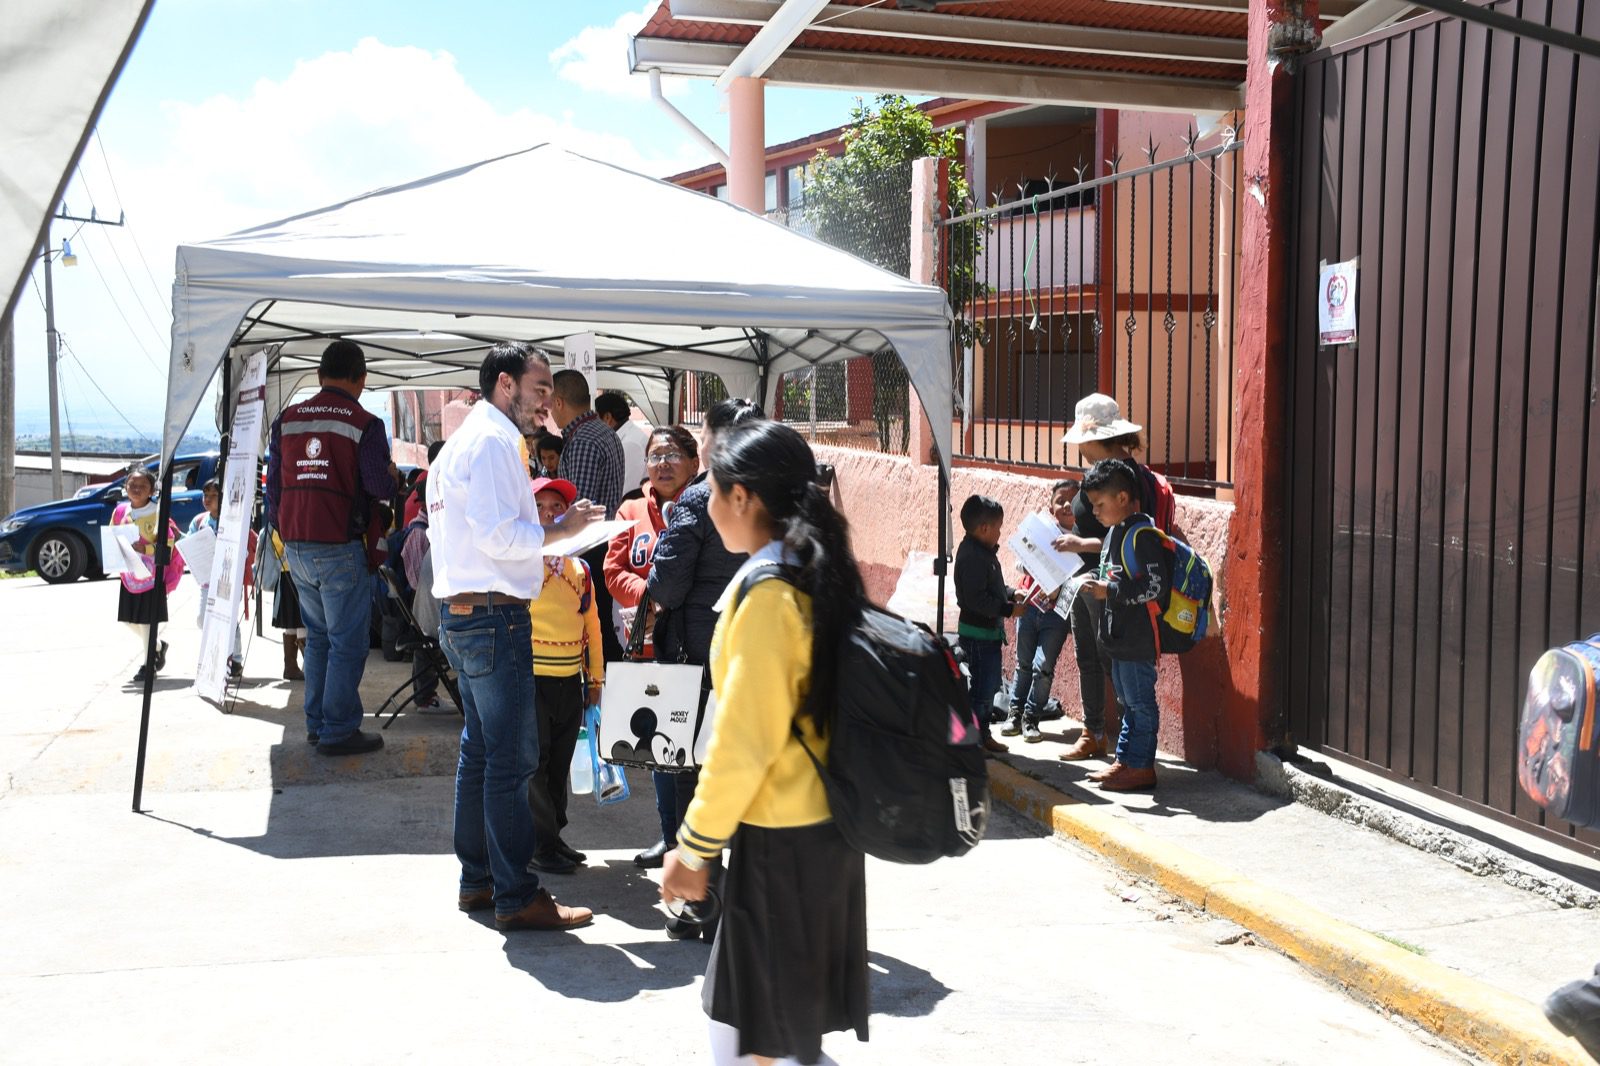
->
<box><xmin>551</xmin><ymin>369</ymin><xmax>626</xmax><ymax>660</ymax></box>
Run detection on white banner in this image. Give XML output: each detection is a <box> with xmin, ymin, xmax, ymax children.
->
<box><xmin>195</xmin><ymin>348</ymin><xmax>269</xmax><ymax>703</ymax></box>
<box><xmin>564</xmin><ymin>331</ymin><xmax>597</xmax><ymax>396</ymax></box>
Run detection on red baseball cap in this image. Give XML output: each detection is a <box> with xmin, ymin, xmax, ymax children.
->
<box><xmin>530</xmin><ymin>477</ymin><xmax>577</xmax><ymax>505</ymax></box>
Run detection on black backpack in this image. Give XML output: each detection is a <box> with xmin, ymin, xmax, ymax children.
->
<box><xmin>736</xmin><ymin>565</ymin><xmax>989</xmax><ymax>864</ymax></box>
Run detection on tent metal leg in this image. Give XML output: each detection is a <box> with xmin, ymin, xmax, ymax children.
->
<box><xmin>132</xmin><ymin>462</ymin><xmax>177</xmax><ymax>813</ymax></box>
<box><xmin>935</xmin><ymin>454</ymin><xmax>949</xmax><ymax>636</ymax></box>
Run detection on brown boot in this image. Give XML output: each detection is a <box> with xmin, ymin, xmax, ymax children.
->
<box><xmin>1058</xmin><ymin>729</ymin><xmax>1106</xmax><ymax>762</ymax></box>
<box><xmin>495</xmin><ymin>888</ymin><xmax>593</xmax><ymax>931</ymax></box>
<box><xmin>282</xmin><ymin>635</ymin><xmax>304</xmax><ymax>681</ymax></box>
<box><xmin>1097</xmin><ymin>763</ymin><xmax>1157</xmax><ymax>792</ymax></box>
<box><xmin>1087</xmin><ymin>760</ymin><xmax>1123</xmax><ymax>782</ymax></box>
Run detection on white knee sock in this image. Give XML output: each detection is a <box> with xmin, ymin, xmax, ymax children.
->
<box><xmin>707</xmin><ymin>1020</ymin><xmax>839</xmax><ymax>1066</ymax></box>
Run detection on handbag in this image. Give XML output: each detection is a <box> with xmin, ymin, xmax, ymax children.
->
<box><xmin>599</xmin><ymin>594</ymin><xmax>716</xmax><ymax>772</ymax></box>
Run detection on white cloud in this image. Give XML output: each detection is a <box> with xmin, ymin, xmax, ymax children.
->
<box><xmin>550</xmin><ymin>3</ymin><xmax>691</xmax><ymax>100</ymax></box>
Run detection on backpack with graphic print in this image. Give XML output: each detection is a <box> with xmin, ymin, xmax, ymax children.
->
<box><xmin>1519</xmin><ymin>637</ymin><xmax>1600</xmax><ymax>827</ymax></box>
<box><xmin>1119</xmin><ymin>518</ymin><xmax>1215</xmax><ymax>654</ymax></box>
<box><xmin>736</xmin><ymin>564</ymin><xmax>989</xmax><ymax>864</ymax></box>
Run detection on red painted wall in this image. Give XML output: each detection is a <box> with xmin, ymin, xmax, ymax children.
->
<box><xmin>816</xmin><ymin>444</ymin><xmax>1234</xmax><ymax>770</ymax></box>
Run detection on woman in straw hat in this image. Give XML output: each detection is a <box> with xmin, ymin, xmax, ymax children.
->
<box><xmin>1052</xmin><ymin>394</ymin><xmax>1172</xmax><ymax>763</ymax></box>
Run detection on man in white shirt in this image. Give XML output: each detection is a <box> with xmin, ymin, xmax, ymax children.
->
<box><xmin>430</xmin><ymin>341</ymin><xmax>602</xmax><ymax>932</ymax></box>
<box><xmin>596</xmin><ymin>391</ymin><xmax>651</xmax><ymax>498</ymax></box>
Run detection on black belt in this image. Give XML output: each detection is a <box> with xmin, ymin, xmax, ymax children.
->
<box><xmin>445</xmin><ymin>592</ymin><xmax>529</xmax><ymax>610</ymax></box>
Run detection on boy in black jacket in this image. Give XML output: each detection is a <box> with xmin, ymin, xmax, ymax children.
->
<box><xmin>1080</xmin><ymin>460</ymin><xmax>1168</xmax><ymax>792</ymax></box>
<box><xmin>955</xmin><ymin>495</ymin><xmax>1027</xmax><ymax>755</ymax></box>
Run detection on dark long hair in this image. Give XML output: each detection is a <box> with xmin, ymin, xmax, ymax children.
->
<box><xmin>708</xmin><ymin>421</ymin><xmax>864</xmax><ymax>734</ymax></box>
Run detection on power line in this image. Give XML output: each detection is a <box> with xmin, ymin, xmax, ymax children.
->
<box><xmin>73</xmin><ymin>166</ymin><xmax>172</xmax><ymax>343</ymax></box>
<box><xmin>92</xmin><ymin>130</ymin><xmax>172</xmax><ymax>313</ymax></box>
<box><xmin>58</xmin><ymin>335</ymin><xmax>150</xmax><ymax>441</ymax></box>
<box><xmin>71</xmin><ymin>235</ymin><xmax>166</xmax><ymax>372</ymax></box>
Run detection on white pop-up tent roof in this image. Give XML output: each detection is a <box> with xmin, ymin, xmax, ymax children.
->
<box><xmin>165</xmin><ymin>144</ymin><xmax>954</xmax><ymax>469</ymax></box>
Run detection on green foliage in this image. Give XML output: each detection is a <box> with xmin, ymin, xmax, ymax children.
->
<box><xmin>797</xmin><ymin>95</ymin><xmax>984</xmax><ymax>448</ymax></box>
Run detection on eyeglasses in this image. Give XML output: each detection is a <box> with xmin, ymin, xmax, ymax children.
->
<box><xmin>646</xmin><ymin>452</ymin><xmax>687</xmax><ymax>466</ymax></box>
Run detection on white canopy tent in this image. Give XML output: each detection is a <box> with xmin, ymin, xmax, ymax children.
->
<box><xmin>164</xmin><ymin>144</ymin><xmax>955</xmax><ymax>473</ymax></box>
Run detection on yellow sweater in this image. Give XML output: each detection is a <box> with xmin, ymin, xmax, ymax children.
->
<box><xmin>530</xmin><ymin>559</ymin><xmax>605</xmax><ymax>682</ymax></box>
<box><xmin>677</xmin><ymin>579</ymin><xmax>831</xmax><ymax>861</ymax></box>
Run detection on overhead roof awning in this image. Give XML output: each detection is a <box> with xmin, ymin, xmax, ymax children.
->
<box><xmin>629</xmin><ymin>0</ymin><xmax>1416</xmax><ymax>111</ymax></box>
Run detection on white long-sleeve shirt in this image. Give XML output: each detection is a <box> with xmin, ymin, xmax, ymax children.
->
<box><xmin>429</xmin><ymin>400</ymin><xmax>545</xmax><ymax>601</ymax></box>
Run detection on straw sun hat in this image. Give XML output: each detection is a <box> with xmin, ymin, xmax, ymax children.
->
<box><xmin>1062</xmin><ymin>393</ymin><xmax>1142</xmax><ymax>445</ymax></box>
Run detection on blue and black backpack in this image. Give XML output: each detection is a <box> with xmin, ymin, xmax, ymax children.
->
<box><xmin>1119</xmin><ymin>517</ymin><xmax>1215</xmax><ymax>654</ymax></box>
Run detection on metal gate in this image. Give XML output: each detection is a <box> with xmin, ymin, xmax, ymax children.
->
<box><xmin>1284</xmin><ymin>2</ymin><xmax>1600</xmax><ymax>852</ymax></box>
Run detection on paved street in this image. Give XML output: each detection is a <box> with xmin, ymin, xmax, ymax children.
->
<box><xmin>0</xmin><ymin>576</ymin><xmax>1474</xmax><ymax>1063</ymax></box>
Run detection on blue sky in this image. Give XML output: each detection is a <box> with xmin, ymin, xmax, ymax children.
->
<box><xmin>13</xmin><ymin>1</ymin><xmax>874</xmax><ymax>437</ymax></box>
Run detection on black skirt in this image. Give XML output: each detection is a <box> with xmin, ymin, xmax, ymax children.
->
<box><xmin>117</xmin><ymin>584</ymin><xmax>168</xmax><ymax>626</ymax></box>
<box><xmin>271</xmin><ymin>572</ymin><xmax>303</xmax><ymax>630</ymax></box>
<box><xmin>702</xmin><ymin>821</ymin><xmax>868</xmax><ymax>1065</ymax></box>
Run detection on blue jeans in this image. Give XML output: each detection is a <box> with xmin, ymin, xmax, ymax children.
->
<box><xmin>1010</xmin><ymin>607</ymin><xmax>1069</xmax><ymax>718</ymax></box>
<box><xmin>440</xmin><ymin>603</ymin><xmax>543</xmax><ymax>916</ymax></box>
<box><xmin>959</xmin><ymin>636</ymin><xmax>1003</xmax><ymax>739</ymax></box>
<box><xmin>285</xmin><ymin>540</ymin><xmax>371</xmax><ymax>744</ymax></box>
<box><xmin>1109</xmin><ymin>658</ymin><xmax>1159</xmax><ymax>769</ymax></box>
<box><xmin>652</xmin><ymin>770</ymin><xmax>697</xmax><ymax>845</ymax></box>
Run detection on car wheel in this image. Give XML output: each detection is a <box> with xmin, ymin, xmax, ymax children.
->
<box><xmin>34</xmin><ymin>531</ymin><xmax>88</xmax><ymax>584</ymax></box>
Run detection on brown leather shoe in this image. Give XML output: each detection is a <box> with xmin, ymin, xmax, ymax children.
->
<box><xmin>1097</xmin><ymin>764</ymin><xmax>1157</xmax><ymax>792</ymax></box>
<box><xmin>982</xmin><ymin>736</ymin><xmax>1008</xmax><ymax>755</ymax></box>
<box><xmin>495</xmin><ymin>888</ymin><xmax>593</xmax><ymax>931</ymax></box>
<box><xmin>1086</xmin><ymin>760</ymin><xmax>1123</xmax><ymax>782</ymax></box>
<box><xmin>458</xmin><ymin>887</ymin><xmax>494</xmax><ymax>913</ymax></box>
<box><xmin>1058</xmin><ymin>730</ymin><xmax>1106</xmax><ymax>762</ymax></box>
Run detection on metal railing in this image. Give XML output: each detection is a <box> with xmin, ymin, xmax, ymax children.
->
<box><xmin>938</xmin><ymin>138</ymin><xmax>1243</xmax><ymax>489</ymax></box>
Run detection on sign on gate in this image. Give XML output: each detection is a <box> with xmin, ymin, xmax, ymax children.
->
<box><xmin>195</xmin><ymin>349</ymin><xmax>268</xmax><ymax>703</ymax></box>
<box><xmin>1317</xmin><ymin>257</ymin><xmax>1358</xmax><ymax>346</ymax></box>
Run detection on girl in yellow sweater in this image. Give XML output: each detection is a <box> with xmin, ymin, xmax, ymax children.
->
<box><xmin>661</xmin><ymin>421</ymin><xmax>868</xmax><ymax>1066</ymax></box>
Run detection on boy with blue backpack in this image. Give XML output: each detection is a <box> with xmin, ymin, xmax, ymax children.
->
<box><xmin>1078</xmin><ymin>458</ymin><xmax>1212</xmax><ymax>792</ymax></box>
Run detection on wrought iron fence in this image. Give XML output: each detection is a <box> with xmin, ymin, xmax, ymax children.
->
<box><xmin>938</xmin><ymin>137</ymin><xmax>1243</xmax><ymax>489</ymax></box>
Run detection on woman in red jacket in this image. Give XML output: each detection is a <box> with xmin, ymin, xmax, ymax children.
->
<box><xmin>604</xmin><ymin>424</ymin><xmax>702</xmax><ymax>876</ymax></box>
<box><xmin>604</xmin><ymin>424</ymin><xmax>701</xmax><ymax>644</ymax></box>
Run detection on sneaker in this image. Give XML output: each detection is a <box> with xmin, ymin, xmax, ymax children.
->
<box><xmin>415</xmin><ymin>696</ymin><xmax>446</xmax><ymax>712</ymax></box>
<box><xmin>315</xmin><ymin>730</ymin><xmax>385</xmax><ymax>756</ymax></box>
<box><xmin>227</xmin><ymin>658</ymin><xmax>243</xmax><ymax>680</ymax></box>
<box><xmin>999</xmin><ymin>713</ymin><xmax>1023</xmax><ymax>737</ymax></box>
<box><xmin>1022</xmin><ymin>718</ymin><xmax>1043</xmax><ymax>743</ymax></box>
<box><xmin>155</xmin><ymin>640</ymin><xmax>168</xmax><ymax>672</ymax></box>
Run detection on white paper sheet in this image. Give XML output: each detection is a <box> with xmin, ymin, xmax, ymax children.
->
<box><xmin>1007</xmin><ymin>512</ymin><xmax>1084</xmax><ymax>595</ymax></box>
<box><xmin>99</xmin><ymin>524</ymin><xmax>148</xmax><ymax>579</ymax></box>
<box><xmin>179</xmin><ymin>525</ymin><xmax>217</xmax><ymax>585</ymax></box>
<box><xmin>541</xmin><ymin>518</ymin><xmax>635</xmax><ymax>559</ymax></box>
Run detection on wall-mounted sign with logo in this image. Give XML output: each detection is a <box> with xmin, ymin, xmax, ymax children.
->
<box><xmin>564</xmin><ymin>331</ymin><xmax>598</xmax><ymax>396</ymax></box>
<box><xmin>1318</xmin><ymin>257</ymin><xmax>1358</xmax><ymax>347</ymax></box>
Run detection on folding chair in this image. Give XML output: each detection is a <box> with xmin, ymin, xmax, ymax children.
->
<box><xmin>374</xmin><ymin>565</ymin><xmax>463</xmax><ymax>729</ymax></box>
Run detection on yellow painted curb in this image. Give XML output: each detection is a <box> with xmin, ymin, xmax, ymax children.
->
<box><xmin>988</xmin><ymin>761</ymin><xmax>1588</xmax><ymax>1066</ymax></box>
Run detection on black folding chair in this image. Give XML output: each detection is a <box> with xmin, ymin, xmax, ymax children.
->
<box><xmin>374</xmin><ymin>565</ymin><xmax>463</xmax><ymax>729</ymax></box>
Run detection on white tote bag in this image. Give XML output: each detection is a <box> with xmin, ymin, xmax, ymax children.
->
<box><xmin>598</xmin><ymin>597</ymin><xmax>716</xmax><ymax>771</ymax></box>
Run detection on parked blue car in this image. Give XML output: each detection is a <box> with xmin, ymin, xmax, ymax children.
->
<box><xmin>0</xmin><ymin>453</ymin><xmax>223</xmax><ymax>584</ymax></box>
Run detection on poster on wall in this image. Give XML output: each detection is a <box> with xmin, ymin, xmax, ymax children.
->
<box><xmin>195</xmin><ymin>347</ymin><xmax>269</xmax><ymax>704</ymax></box>
<box><xmin>564</xmin><ymin>331</ymin><xmax>597</xmax><ymax>396</ymax></box>
<box><xmin>1318</xmin><ymin>257</ymin><xmax>1358</xmax><ymax>346</ymax></box>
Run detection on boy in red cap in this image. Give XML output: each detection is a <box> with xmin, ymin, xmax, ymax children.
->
<box><xmin>525</xmin><ymin>476</ymin><xmax>605</xmax><ymax>875</ymax></box>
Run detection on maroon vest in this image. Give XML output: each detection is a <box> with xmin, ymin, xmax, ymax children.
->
<box><xmin>276</xmin><ymin>388</ymin><xmax>379</xmax><ymax>543</ymax></box>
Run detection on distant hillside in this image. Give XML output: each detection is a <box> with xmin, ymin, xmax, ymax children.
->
<box><xmin>16</xmin><ymin>433</ymin><xmax>220</xmax><ymax>456</ymax></box>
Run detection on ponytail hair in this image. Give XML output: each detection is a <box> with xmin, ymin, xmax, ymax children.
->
<box><xmin>708</xmin><ymin>421</ymin><xmax>865</xmax><ymax>735</ymax></box>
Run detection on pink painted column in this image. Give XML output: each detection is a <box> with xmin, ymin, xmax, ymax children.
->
<box><xmin>907</xmin><ymin>155</ymin><xmax>946</xmax><ymax>466</ymax></box>
<box><xmin>1218</xmin><ymin>0</ymin><xmax>1319</xmax><ymax>779</ymax></box>
<box><xmin>727</xmin><ymin>77</ymin><xmax>766</xmax><ymax>213</ymax></box>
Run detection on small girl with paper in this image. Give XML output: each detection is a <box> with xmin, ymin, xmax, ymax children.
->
<box><xmin>112</xmin><ymin>466</ymin><xmax>184</xmax><ymax>685</ymax></box>
<box><xmin>1003</xmin><ymin>479</ymin><xmax>1082</xmax><ymax>742</ymax></box>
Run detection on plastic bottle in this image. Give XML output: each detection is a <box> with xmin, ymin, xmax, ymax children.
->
<box><xmin>570</xmin><ymin>726</ymin><xmax>594</xmax><ymax>795</ymax></box>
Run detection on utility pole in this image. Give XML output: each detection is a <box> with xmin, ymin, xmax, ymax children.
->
<box><xmin>41</xmin><ymin>238</ymin><xmax>62</xmax><ymax>500</ymax></box>
<box><xmin>40</xmin><ymin>206</ymin><xmax>123</xmax><ymax>499</ymax></box>
<box><xmin>0</xmin><ymin>313</ymin><xmax>13</xmax><ymax>518</ymax></box>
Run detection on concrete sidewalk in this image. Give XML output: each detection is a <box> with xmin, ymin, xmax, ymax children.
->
<box><xmin>987</xmin><ymin>718</ymin><xmax>1600</xmax><ymax>1064</ymax></box>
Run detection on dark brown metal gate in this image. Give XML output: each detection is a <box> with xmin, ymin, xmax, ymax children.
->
<box><xmin>1284</xmin><ymin>1</ymin><xmax>1600</xmax><ymax>852</ymax></box>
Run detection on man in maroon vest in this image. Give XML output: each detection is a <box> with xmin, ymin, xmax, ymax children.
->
<box><xmin>266</xmin><ymin>340</ymin><xmax>395</xmax><ymax>756</ymax></box>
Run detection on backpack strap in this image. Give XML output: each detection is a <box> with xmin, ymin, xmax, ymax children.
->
<box><xmin>1118</xmin><ymin>515</ymin><xmax>1158</xmax><ymax>577</ymax></box>
<box><xmin>730</xmin><ymin>561</ymin><xmax>791</xmax><ymax>616</ymax></box>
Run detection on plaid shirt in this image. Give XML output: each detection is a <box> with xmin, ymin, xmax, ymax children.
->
<box><xmin>557</xmin><ymin>410</ymin><xmax>625</xmax><ymax>519</ymax></box>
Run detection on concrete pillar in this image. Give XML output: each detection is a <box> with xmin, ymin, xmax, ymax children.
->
<box><xmin>907</xmin><ymin>155</ymin><xmax>945</xmax><ymax>467</ymax></box>
<box><xmin>727</xmin><ymin>77</ymin><xmax>766</xmax><ymax>213</ymax></box>
<box><xmin>1219</xmin><ymin>0</ymin><xmax>1318</xmax><ymax>779</ymax></box>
